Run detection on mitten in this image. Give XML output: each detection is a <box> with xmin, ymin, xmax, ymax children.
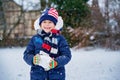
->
<box><xmin>33</xmin><ymin>51</ymin><xmax>53</xmax><ymax>71</ymax></box>
<box><xmin>33</xmin><ymin>54</ymin><xmax>40</xmax><ymax>65</ymax></box>
<box><xmin>49</xmin><ymin>59</ymin><xmax>58</xmax><ymax>69</ymax></box>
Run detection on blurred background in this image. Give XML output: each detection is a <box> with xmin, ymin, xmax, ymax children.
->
<box><xmin>0</xmin><ymin>0</ymin><xmax>120</xmax><ymax>50</ymax></box>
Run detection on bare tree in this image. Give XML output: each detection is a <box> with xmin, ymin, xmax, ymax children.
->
<box><xmin>0</xmin><ymin>0</ymin><xmax>23</xmax><ymax>40</ymax></box>
<box><xmin>103</xmin><ymin>0</ymin><xmax>120</xmax><ymax>50</ymax></box>
<box><xmin>0</xmin><ymin>0</ymin><xmax>7</xmax><ymax>39</ymax></box>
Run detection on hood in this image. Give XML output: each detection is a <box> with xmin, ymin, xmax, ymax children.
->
<box><xmin>34</xmin><ymin>16</ymin><xmax>63</xmax><ymax>31</ymax></box>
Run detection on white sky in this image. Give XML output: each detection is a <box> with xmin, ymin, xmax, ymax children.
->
<box><xmin>14</xmin><ymin>0</ymin><xmax>40</xmax><ymax>10</ymax></box>
<box><xmin>14</xmin><ymin>0</ymin><xmax>40</xmax><ymax>4</ymax></box>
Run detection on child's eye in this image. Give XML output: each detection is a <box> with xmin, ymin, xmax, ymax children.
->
<box><xmin>49</xmin><ymin>21</ymin><xmax>52</xmax><ymax>23</ymax></box>
<box><xmin>43</xmin><ymin>21</ymin><xmax>46</xmax><ymax>23</ymax></box>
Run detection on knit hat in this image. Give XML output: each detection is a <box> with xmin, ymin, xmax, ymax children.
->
<box><xmin>39</xmin><ymin>8</ymin><xmax>58</xmax><ymax>25</ymax></box>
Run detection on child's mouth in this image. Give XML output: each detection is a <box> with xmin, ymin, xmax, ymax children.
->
<box><xmin>44</xmin><ymin>27</ymin><xmax>51</xmax><ymax>29</ymax></box>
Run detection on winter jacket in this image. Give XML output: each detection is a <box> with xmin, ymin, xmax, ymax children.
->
<box><xmin>23</xmin><ymin>33</ymin><xmax>71</xmax><ymax>80</ymax></box>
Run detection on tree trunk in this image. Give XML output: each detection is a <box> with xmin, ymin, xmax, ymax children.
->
<box><xmin>0</xmin><ymin>0</ymin><xmax>7</xmax><ymax>40</ymax></box>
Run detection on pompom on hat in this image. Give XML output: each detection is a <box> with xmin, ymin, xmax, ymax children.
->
<box><xmin>39</xmin><ymin>8</ymin><xmax>58</xmax><ymax>25</ymax></box>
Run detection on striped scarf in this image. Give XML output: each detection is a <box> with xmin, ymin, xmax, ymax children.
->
<box><xmin>37</xmin><ymin>29</ymin><xmax>60</xmax><ymax>57</ymax></box>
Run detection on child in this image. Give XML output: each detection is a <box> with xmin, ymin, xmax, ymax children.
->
<box><xmin>23</xmin><ymin>8</ymin><xmax>71</xmax><ymax>80</ymax></box>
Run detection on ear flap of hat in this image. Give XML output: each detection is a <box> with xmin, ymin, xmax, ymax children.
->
<box><xmin>55</xmin><ymin>16</ymin><xmax>63</xmax><ymax>30</ymax></box>
<box><xmin>34</xmin><ymin>16</ymin><xmax>63</xmax><ymax>31</ymax></box>
<box><xmin>34</xmin><ymin>16</ymin><xmax>40</xmax><ymax>30</ymax></box>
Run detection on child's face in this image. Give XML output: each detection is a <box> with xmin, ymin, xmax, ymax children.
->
<box><xmin>41</xmin><ymin>20</ymin><xmax>55</xmax><ymax>33</ymax></box>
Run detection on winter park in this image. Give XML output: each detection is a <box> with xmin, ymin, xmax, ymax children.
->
<box><xmin>0</xmin><ymin>0</ymin><xmax>120</xmax><ymax>80</ymax></box>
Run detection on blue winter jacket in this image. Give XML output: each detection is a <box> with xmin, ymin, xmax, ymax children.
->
<box><xmin>23</xmin><ymin>33</ymin><xmax>71</xmax><ymax>80</ymax></box>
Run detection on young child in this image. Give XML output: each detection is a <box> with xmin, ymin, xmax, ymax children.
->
<box><xmin>23</xmin><ymin>8</ymin><xmax>71</xmax><ymax>80</ymax></box>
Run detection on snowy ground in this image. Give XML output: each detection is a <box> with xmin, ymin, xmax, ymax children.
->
<box><xmin>0</xmin><ymin>47</ymin><xmax>120</xmax><ymax>80</ymax></box>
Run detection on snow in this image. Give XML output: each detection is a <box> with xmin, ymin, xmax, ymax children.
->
<box><xmin>0</xmin><ymin>47</ymin><xmax>120</xmax><ymax>80</ymax></box>
<box><xmin>66</xmin><ymin>48</ymin><xmax>120</xmax><ymax>80</ymax></box>
<box><xmin>0</xmin><ymin>47</ymin><xmax>30</xmax><ymax>80</ymax></box>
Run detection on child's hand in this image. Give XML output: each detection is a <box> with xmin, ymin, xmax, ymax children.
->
<box><xmin>33</xmin><ymin>54</ymin><xmax>40</xmax><ymax>65</ymax></box>
<box><xmin>49</xmin><ymin>59</ymin><xmax>58</xmax><ymax>69</ymax></box>
<box><xmin>33</xmin><ymin>51</ymin><xmax>54</xmax><ymax>71</ymax></box>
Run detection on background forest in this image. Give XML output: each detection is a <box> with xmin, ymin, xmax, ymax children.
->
<box><xmin>0</xmin><ymin>0</ymin><xmax>120</xmax><ymax>50</ymax></box>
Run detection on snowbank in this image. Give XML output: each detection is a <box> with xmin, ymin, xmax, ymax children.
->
<box><xmin>0</xmin><ymin>47</ymin><xmax>120</xmax><ymax>80</ymax></box>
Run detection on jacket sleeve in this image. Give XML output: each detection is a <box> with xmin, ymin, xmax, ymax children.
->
<box><xmin>55</xmin><ymin>35</ymin><xmax>72</xmax><ymax>67</ymax></box>
<box><xmin>23</xmin><ymin>37</ymin><xmax>35</xmax><ymax>66</ymax></box>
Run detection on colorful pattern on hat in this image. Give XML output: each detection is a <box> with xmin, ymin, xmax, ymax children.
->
<box><xmin>39</xmin><ymin>8</ymin><xmax>58</xmax><ymax>25</ymax></box>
